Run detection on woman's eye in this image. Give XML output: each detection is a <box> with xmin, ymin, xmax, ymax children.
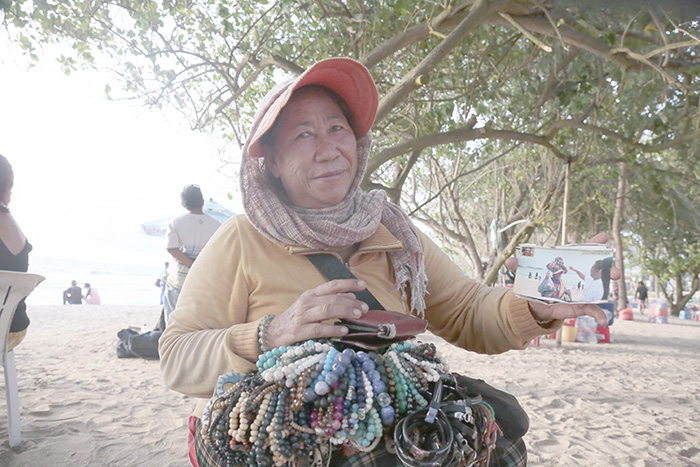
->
<box><xmin>297</xmin><ymin>131</ymin><xmax>312</xmax><ymax>139</ymax></box>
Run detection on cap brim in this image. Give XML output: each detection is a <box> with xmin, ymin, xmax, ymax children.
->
<box><xmin>247</xmin><ymin>57</ymin><xmax>378</xmax><ymax>158</ymax></box>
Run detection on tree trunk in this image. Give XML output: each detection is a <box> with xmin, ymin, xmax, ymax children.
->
<box><xmin>557</xmin><ymin>161</ymin><xmax>571</xmax><ymax>347</ymax></box>
<box><xmin>612</xmin><ymin>161</ymin><xmax>628</xmax><ymax>311</ymax></box>
<box><xmin>670</xmin><ymin>274</ymin><xmax>684</xmax><ymax>315</ymax></box>
<box><xmin>561</xmin><ymin>162</ymin><xmax>570</xmax><ymax>245</ymax></box>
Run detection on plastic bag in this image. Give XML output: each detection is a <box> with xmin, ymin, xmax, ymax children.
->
<box><xmin>576</xmin><ymin>316</ymin><xmax>598</xmax><ymax>343</ymax></box>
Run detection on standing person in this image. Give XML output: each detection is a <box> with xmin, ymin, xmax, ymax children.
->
<box><xmin>159</xmin><ymin>57</ymin><xmax>619</xmax><ymax>467</ymax></box>
<box><xmin>63</xmin><ymin>280</ymin><xmax>82</xmax><ymax>305</ymax></box>
<box><xmin>83</xmin><ymin>282</ymin><xmax>101</xmax><ymax>304</ymax></box>
<box><xmin>635</xmin><ymin>280</ymin><xmax>649</xmax><ymax>314</ymax></box>
<box><xmin>0</xmin><ymin>154</ymin><xmax>33</xmax><ymax>351</ymax></box>
<box><xmin>157</xmin><ymin>261</ymin><xmax>169</xmax><ymax>305</ymax></box>
<box><xmin>163</xmin><ymin>185</ymin><xmax>221</xmax><ymax>324</ymax></box>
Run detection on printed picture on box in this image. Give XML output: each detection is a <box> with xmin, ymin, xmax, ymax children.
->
<box><xmin>513</xmin><ymin>245</ymin><xmax>614</xmax><ymax>304</ymax></box>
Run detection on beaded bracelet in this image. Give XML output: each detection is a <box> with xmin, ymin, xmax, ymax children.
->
<box><xmin>201</xmin><ymin>339</ymin><xmax>451</xmax><ymax>466</ymax></box>
<box><xmin>257</xmin><ymin>314</ymin><xmax>276</xmax><ymax>354</ymax></box>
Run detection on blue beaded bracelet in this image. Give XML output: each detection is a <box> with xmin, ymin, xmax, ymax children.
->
<box><xmin>257</xmin><ymin>314</ymin><xmax>276</xmax><ymax>354</ymax></box>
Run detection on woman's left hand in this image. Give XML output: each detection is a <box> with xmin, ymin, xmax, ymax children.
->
<box><xmin>505</xmin><ymin>233</ymin><xmax>621</xmax><ymax>326</ymax></box>
<box><xmin>527</xmin><ymin>299</ymin><xmax>611</xmax><ymax>326</ymax></box>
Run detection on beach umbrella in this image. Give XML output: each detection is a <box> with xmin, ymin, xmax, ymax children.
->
<box><xmin>140</xmin><ymin>199</ymin><xmax>236</xmax><ymax>238</ymax></box>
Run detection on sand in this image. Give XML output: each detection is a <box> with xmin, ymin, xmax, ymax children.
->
<box><xmin>1</xmin><ymin>305</ymin><xmax>699</xmax><ymax>466</ymax></box>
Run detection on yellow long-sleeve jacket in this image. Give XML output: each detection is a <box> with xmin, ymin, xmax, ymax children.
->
<box><xmin>159</xmin><ymin>215</ymin><xmax>558</xmax><ymax>417</ymax></box>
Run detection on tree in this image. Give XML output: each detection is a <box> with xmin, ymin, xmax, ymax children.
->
<box><xmin>627</xmin><ymin>151</ymin><xmax>700</xmax><ymax>315</ymax></box>
<box><xmin>4</xmin><ymin>0</ymin><xmax>700</xmax><ymax>284</ymax></box>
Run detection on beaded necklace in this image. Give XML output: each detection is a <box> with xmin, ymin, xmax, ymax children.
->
<box><xmin>201</xmin><ymin>339</ymin><xmax>497</xmax><ymax>467</ymax></box>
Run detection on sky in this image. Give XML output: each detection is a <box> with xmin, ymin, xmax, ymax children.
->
<box><xmin>0</xmin><ymin>41</ymin><xmax>244</xmax><ymax>269</ymax></box>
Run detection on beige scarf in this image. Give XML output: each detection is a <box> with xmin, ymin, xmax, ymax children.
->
<box><xmin>241</xmin><ymin>88</ymin><xmax>427</xmax><ymax>316</ymax></box>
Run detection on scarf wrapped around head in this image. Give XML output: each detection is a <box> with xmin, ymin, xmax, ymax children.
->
<box><xmin>240</xmin><ymin>58</ymin><xmax>427</xmax><ymax>316</ymax></box>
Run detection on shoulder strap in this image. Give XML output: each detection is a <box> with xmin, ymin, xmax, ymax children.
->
<box><xmin>307</xmin><ymin>254</ymin><xmax>385</xmax><ymax>310</ymax></box>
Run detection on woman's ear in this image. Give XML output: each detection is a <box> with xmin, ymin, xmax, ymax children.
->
<box><xmin>262</xmin><ymin>146</ymin><xmax>280</xmax><ymax>178</ymax></box>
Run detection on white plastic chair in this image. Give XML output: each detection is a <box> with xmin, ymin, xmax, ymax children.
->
<box><xmin>0</xmin><ymin>271</ymin><xmax>44</xmax><ymax>447</ymax></box>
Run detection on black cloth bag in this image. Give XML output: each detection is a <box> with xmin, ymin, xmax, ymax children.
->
<box><xmin>116</xmin><ymin>328</ymin><xmax>162</xmax><ymax>360</ymax></box>
<box><xmin>455</xmin><ymin>374</ymin><xmax>529</xmax><ymax>441</ymax></box>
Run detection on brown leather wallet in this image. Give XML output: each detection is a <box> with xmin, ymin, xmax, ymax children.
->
<box><xmin>333</xmin><ymin>309</ymin><xmax>428</xmax><ymax>350</ymax></box>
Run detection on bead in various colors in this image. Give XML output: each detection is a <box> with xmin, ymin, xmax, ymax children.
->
<box><xmin>201</xmin><ymin>339</ymin><xmax>448</xmax><ymax>466</ymax></box>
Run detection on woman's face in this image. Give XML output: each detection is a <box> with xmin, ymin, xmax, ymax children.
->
<box><xmin>0</xmin><ymin>188</ymin><xmax>11</xmax><ymax>206</ymax></box>
<box><xmin>263</xmin><ymin>88</ymin><xmax>358</xmax><ymax>209</ymax></box>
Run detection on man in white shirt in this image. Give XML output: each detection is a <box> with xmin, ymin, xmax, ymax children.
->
<box><xmin>570</xmin><ymin>260</ymin><xmax>605</xmax><ymax>302</ymax></box>
<box><xmin>164</xmin><ymin>185</ymin><xmax>221</xmax><ymax>324</ymax></box>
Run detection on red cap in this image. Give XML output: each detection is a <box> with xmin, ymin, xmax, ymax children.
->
<box><xmin>247</xmin><ymin>57</ymin><xmax>378</xmax><ymax>158</ymax></box>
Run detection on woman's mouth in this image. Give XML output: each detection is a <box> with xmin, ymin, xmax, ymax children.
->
<box><xmin>314</xmin><ymin>169</ymin><xmax>346</xmax><ymax>181</ymax></box>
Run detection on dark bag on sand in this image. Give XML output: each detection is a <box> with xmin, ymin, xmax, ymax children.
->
<box><xmin>116</xmin><ymin>328</ymin><xmax>161</xmax><ymax>360</ymax></box>
<box><xmin>455</xmin><ymin>374</ymin><xmax>529</xmax><ymax>441</ymax></box>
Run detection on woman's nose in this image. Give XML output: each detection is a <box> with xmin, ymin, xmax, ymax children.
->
<box><xmin>314</xmin><ymin>135</ymin><xmax>340</xmax><ymax>161</ymax></box>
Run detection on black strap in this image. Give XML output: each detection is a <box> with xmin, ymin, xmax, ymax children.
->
<box><xmin>307</xmin><ymin>254</ymin><xmax>385</xmax><ymax>310</ymax></box>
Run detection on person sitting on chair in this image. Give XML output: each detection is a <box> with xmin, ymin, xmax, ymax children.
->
<box><xmin>0</xmin><ymin>154</ymin><xmax>33</xmax><ymax>350</ymax></box>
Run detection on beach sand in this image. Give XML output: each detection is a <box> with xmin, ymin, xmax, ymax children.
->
<box><xmin>1</xmin><ymin>305</ymin><xmax>699</xmax><ymax>466</ymax></box>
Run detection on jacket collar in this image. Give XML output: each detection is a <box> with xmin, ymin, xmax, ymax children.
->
<box><xmin>289</xmin><ymin>223</ymin><xmax>403</xmax><ymax>265</ymax></box>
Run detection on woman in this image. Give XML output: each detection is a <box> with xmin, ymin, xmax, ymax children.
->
<box><xmin>83</xmin><ymin>282</ymin><xmax>101</xmax><ymax>305</ymax></box>
<box><xmin>550</xmin><ymin>269</ymin><xmax>566</xmax><ymax>300</ymax></box>
<box><xmin>159</xmin><ymin>57</ymin><xmax>614</xmax><ymax>466</ymax></box>
<box><xmin>0</xmin><ymin>154</ymin><xmax>32</xmax><ymax>351</ymax></box>
<box><xmin>537</xmin><ymin>271</ymin><xmax>555</xmax><ymax>298</ymax></box>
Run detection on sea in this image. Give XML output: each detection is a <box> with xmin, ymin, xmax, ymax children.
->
<box><xmin>26</xmin><ymin>256</ymin><xmax>162</xmax><ymax>307</ymax></box>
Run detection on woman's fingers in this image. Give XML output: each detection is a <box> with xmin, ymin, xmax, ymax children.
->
<box><xmin>294</xmin><ymin>321</ymin><xmax>351</xmax><ymax>343</ymax></box>
<box><xmin>311</xmin><ymin>279</ymin><xmax>368</xmax><ymax>297</ymax></box>
<box><xmin>610</xmin><ymin>266</ymin><xmax>622</xmax><ymax>281</ymax></box>
<box><xmin>588</xmin><ymin>232</ymin><xmax>609</xmax><ymax>244</ymax></box>
<box><xmin>528</xmin><ymin>300</ymin><xmax>609</xmax><ymax>327</ymax></box>
<box><xmin>505</xmin><ymin>256</ymin><xmax>518</xmax><ymax>273</ymax></box>
<box><xmin>576</xmin><ymin>304</ymin><xmax>608</xmax><ymax>326</ymax></box>
<box><xmin>299</xmin><ymin>280</ymin><xmax>369</xmax><ymax>320</ymax></box>
<box><xmin>264</xmin><ymin>279</ymin><xmax>370</xmax><ymax>348</ymax></box>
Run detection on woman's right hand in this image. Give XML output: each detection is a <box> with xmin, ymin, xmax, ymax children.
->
<box><xmin>263</xmin><ymin>279</ymin><xmax>369</xmax><ymax>349</ymax></box>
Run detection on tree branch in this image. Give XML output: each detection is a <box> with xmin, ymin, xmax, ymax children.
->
<box><xmin>376</xmin><ymin>0</ymin><xmax>511</xmax><ymax>124</ymax></box>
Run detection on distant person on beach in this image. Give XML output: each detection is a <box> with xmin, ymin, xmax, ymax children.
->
<box><xmin>570</xmin><ymin>261</ymin><xmax>605</xmax><ymax>302</ymax></box>
<box><xmin>157</xmin><ymin>261</ymin><xmax>169</xmax><ymax>305</ymax></box>
<box><xmin>83</xmin><ymin>282</ymin><xmax>101</xmax><ymax>305</ymax></box>
<box><xmin>0</xmin><ymin>154</ymin><xmax>33</xmax><ymax>350</ymax></box>
<box><xmin>163</xmin><ymin>185</ymin><xmax>220</xmax><ymax>325</ymax></box>
<box><xmin>63</xmin><ymin>280</ymin><xmax>82</xmax><ymax>305</ymax></box>
<box><xmin>635</xmin><ymin>281</ymin><xmax>648</xmax><ymax>314</ymax></box>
